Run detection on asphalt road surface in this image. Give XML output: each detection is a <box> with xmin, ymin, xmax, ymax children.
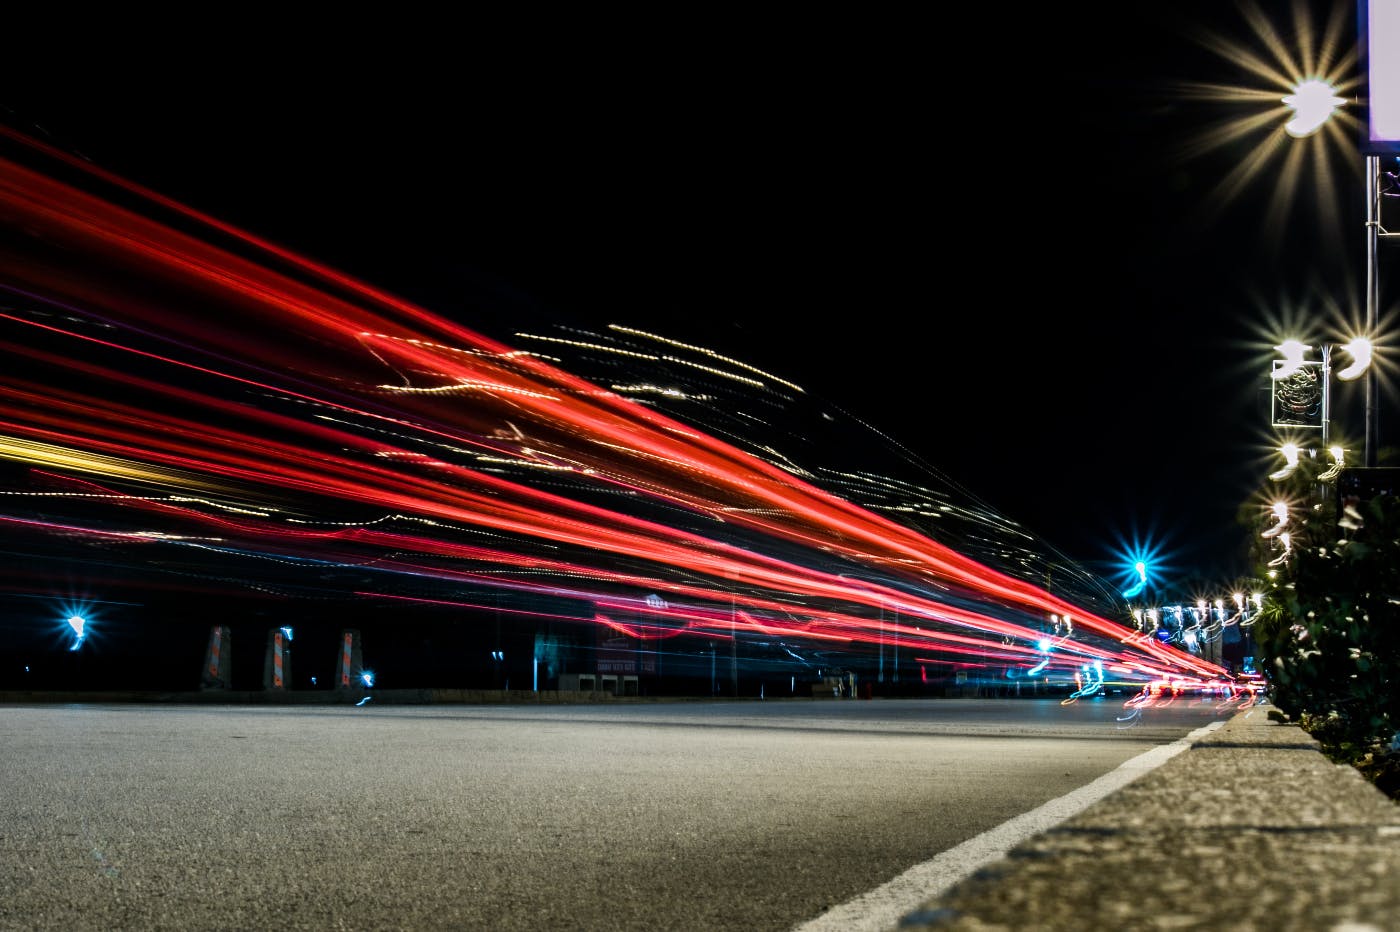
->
<box><xmin>0</xmin><ymin>697</ymin><xmax>1236</xmax><ymax>931</ymax></box>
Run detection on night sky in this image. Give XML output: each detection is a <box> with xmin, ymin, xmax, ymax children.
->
<box><xmin>2</xmin><ymin>1</ymin><xmax>1387</xmax><ymax>593</ymax></box>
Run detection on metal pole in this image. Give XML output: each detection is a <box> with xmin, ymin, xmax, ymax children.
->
<box><xmin>840</xmin><ymin>572</ymin><xmax>885</xmax><ymax>687</ymax></box>
<box><xmin>892</xmin><ymin>607</ymin><xmax>899</xmax><ymax>684</ymax></box>
<box><xmin>878</xmin><ymin>604</ymin><xmax>884</xmax><ymax>684</ymax></box>
<box><xmin>1366</xmin><ymin>154</ymin><xmax>1380</xmax><ymax>468</ymax></box>
<box><xmin>730</xmin><ymin>590</ymin><xmax>738</xmax><ymax>697</ymax></box>
<box><xmin>1321</xmin><ymin>345</ymin><xmax>1332</xmax><ymax>451</ymax></box>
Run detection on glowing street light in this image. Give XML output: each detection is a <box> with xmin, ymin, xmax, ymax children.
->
<box><xmin>1281</xmin><ymin>78</ymin><xmax>1347</xmax><ymax>138</ymax></box>
<box><xmin>1120</xmin><ymin>561</ymin><xmax>1148</xmax><ymax>600</ymax></box>
<box><xmin>1335</xmin><ymin>337</ymin><xmax>1374</xmax><ymax>381</ymax></box>
<box><xmin>1318</xmin><ymin>445</ymin><xmax>1346</xmax><ymax>481</ymax></box>
<box><xmin>1270</xmin><ymin>340</ymin><xmax>1312</xmax><ymax>380</ymax></box>
<box><xmin>1269</xmin><ymin>442</ymin><xmax>1302</xmax><ymax>481</ymax></box>
<box><xmin>1260</xmin><ymin>501</ymin><xmax>1289</xmax><ymax>539</ymax></box>
<box><xmin>66</xmin><ymin>614</ymin><xmax>87</xmax><ymax>651</ymax></box>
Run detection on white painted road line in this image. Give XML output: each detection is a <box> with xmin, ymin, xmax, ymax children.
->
<box><xmin>791</xmin><ymin>719</ymin><xmax>1227</xmax><ymax>932</ymax></box>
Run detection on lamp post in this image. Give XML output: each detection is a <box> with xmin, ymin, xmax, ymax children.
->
<box><xmin>1365</xmin><ymin>153</ymin><xmax>1382</xmax><ymax>466</ymax></box>
<box><xmin>1208</xmin><ymin>7</ymin><xmax>1395</xmax><ymax>488</ymax></box>
<box><xmin>1269</xmin><ymin>337</ymin><xmax>1372</xmax><ymax>483</ymax></box>
<box><xmin>1274</xmin><ymin>34</ymin><xmax>1393</xmax><ymax>468</ymax></box>
<box><xmin>1358</xmin><ymin>1</ymin><xmax>1400</xmax><ymax>465</ymax></box>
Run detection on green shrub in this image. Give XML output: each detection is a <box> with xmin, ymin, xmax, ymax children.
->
<box><xmin>1252</xmin><ymin>487</ymin><xmax>1400</xmax><ymax>774</ymax></box>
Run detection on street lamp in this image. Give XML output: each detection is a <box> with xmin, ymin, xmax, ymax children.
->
<box><xmin>1121</xmin><ymin>561</ymin><xmax>1149</xmax><ymax>600</ymax></box>
<box><xmin>1187</xmin><ymin>7</ymin><xmax>1392</xmax><ymax>469</ymax></box>
<box><xmin>1269</xmin><ymin>337</ymin><xmax>1374</xmax><ymax>471</ymax></box>
<box><xmin>1283</xmin><ymin>79</ymin><xmax>1348</xmax><ymax>138</ymax></box>
<box><xmin>65</xmin><ymin>614</ymin><xmax>87</xmax><ymax>651</ymax></box>
<box><xmin>1274</xmin><ymin>17</ymin><xmax>1397</xmax><ymax>468</ymax></box>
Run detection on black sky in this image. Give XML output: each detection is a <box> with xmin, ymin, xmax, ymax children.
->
<box><xmin>2</xmin><ymin>2</ymin><xmax>1383</xmax><ymax>593</ymax></box>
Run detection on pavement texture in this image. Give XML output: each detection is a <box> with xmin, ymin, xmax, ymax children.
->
<box><xmin>6</xmin><ymin>692</ymin><xmax>1397</xmax><ymax>929</ymax></box>
<box><xmin>895</xmin><ymin>705</ymin><xmax>1400</xmax><ymax>931</ymax></box>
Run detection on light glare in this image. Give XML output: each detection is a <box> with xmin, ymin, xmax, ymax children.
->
<box><xmin>1272</xmin><ymin>339</ymin><xmax>1312</xmax><ymax>379</ymax></box>
<box><xmin>1281</xmin><ymin>78</ymin><xmax>1346</xmax><ymax>137</ymax></box>
<box><xmin>1336</xmin><ymin>337</ymin><xmax>1373</xmax><ymax>380</ymax></box>
<box><xmin>1269</xmin><ymin>442</ymin><xmax>1301</xmax><ymax>480</ymax></box>
<box><xmin>66</xmin><ymin>614</ymin><xmax>87</xmax><ymax>651</ymax></box>
<box><xmin>1261</xmin><ymin>501</ymin><xmax>1289</xmax><ymax>539</ymax></box>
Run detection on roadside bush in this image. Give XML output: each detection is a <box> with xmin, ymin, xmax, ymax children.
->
<box><xmin>1251</xmin><ymin>484</ymin><xmax>1400</xmax><ymax>800</ymax></box>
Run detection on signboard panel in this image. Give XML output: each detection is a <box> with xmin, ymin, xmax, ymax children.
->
<box><xmin>1271</xmin><ymin>360</ymin><xmax>1324</xmax><ymax>429</ymax></box>
<box><xmin>1360</xmin><ymin>0</ymin><xmax>1400</xmax><ymax>154</ymax></box>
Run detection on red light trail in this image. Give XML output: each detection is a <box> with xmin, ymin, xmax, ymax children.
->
<box><xmin>0</xmin><ymin>123</ymin><xmax>1226</xmax><ymax>687</ymax></box>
